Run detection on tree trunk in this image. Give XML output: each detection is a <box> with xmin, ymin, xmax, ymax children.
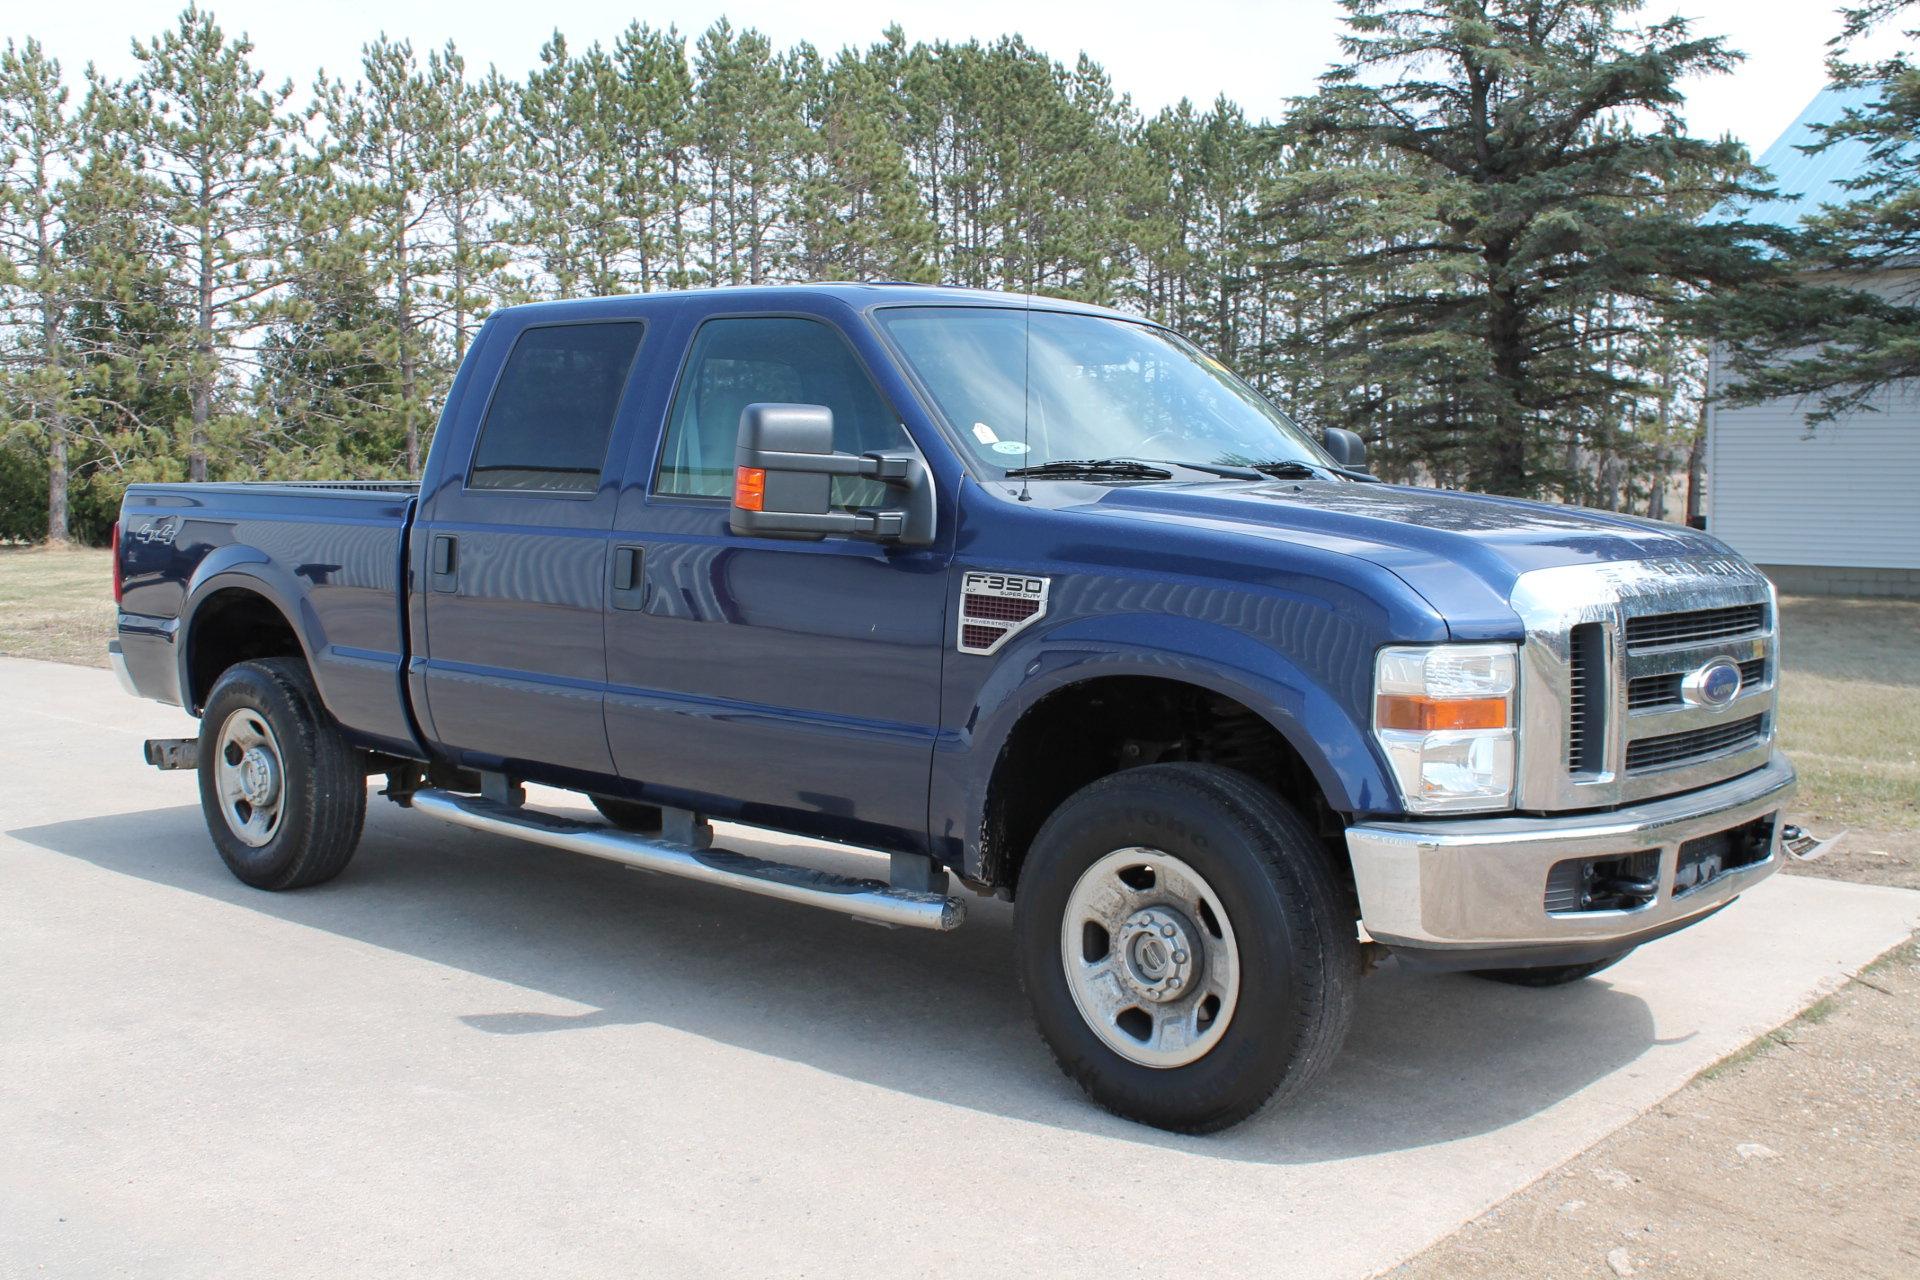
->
<box><xmin>35</xmin><ymin>175</ymin><xmax>70</xmax><ymax>544</ymax></box>
<box><xmin>1483</xmin><ymin>269</ymin><xmax>1529</xmax><ymax>496</ymax></box>
<box><xmin>192</xmin><ymin>186</ymin><xmax>215</xmax><ymax>485</ymax></box>
<box><xmin>398</xmin><ymin>230</ymin><xmax>419</xmax><ymax>475</ymax></box>
<box><xmin>47</xmin><ymin>421</ymin><xmax>69</xmax><ymax>546</ymax></box>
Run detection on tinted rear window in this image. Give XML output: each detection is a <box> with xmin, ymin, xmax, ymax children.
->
<box><xmin>468</xmin><ymin>322</ymin><xmax>644</xmax><ymax>493</ymax></box>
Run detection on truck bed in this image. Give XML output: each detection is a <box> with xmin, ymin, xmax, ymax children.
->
<box><xmin>116</xmin><ymin>480</ymin><xmax>420</xmax><ymax>753</ymax></box>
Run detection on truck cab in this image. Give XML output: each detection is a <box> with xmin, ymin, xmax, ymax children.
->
<box><xmin>112</xmin><ymin>284</ymin><xmax>1804</xmax><ymax>1133</ymax></box>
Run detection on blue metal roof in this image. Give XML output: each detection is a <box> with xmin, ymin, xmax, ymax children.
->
<box><xmin>1718</xmin><ymin>83</ymin><xmax>1888</xmax><ymax>229</ymax></box>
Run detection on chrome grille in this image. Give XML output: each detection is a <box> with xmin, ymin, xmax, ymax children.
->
<box><xmin>1566</xmin><ymin>622</ymin><xmax>1606</xmax><ymax>772</ymax></box>
<box><xmin>1625</xmin><ymin>715</ymin><xmax>1768</xmax><ymax>771</ymax></box>
<box><xmin>1624</xmin><ymin>604</ymin><xmax>1765</xmax><ymax>650</ymax></box>
<box><xmin>1512</xmin><ymin>557</ymin><xmax>1779</xmax><ymax>811</ymax></box>
<box><xmin>1567</xmin><ymin>648</ymin><xmax>1589</xmax><ymax>769</ymax></box>
<box><xmin>1627</xmin><ymin>657</ymin><xmax>1767</xmax><ymax>711</ymax></box>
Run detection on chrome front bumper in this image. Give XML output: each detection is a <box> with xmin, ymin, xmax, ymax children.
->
<box><xmin>1346</xmin><ymin>754</ymin><xmax>1794</xmax><ymax>960</ymax></box>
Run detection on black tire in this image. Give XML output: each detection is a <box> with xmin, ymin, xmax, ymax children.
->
<box><xmin>591</xmin><ymin>794</ymin><xmax>663</xmax><ymax>834</ymax></box>
<box><xmin>1468</xmin><ymin>950</ymin><xmax>1633</xmax><ymax>987</ymax></box>
<box><xmin>1014</xmin><ymin>763</ymin><xmax>1361</xmax><ymax>1134</ymax></box>
<box><xmin>197</xmin><ymin>658</ymin><xmax>366</xmax><ymax>890</ymax></box>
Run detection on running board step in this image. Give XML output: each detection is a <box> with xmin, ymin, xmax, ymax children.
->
<box><xmin>411</xmin><ymin>789</ymin><xmax>965</xmax><ymax>931</ymax></box>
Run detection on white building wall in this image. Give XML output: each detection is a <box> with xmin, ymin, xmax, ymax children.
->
<box><xmin>1706</xmin><ymin>326</ymin><xmax>1920</xmax><ymax>574</ymax></box>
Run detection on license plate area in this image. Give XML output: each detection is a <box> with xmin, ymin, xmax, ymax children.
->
<box><xmin>1673</xmin><ymin>816</ymin><xmax>1775</xmax><ymax>897</ymax></box>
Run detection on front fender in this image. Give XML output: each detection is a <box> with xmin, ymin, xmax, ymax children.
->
<box><xmin>932</xmin><ymin>610</ymin><xmax>1400</xmax><ymax>883</ymax></box>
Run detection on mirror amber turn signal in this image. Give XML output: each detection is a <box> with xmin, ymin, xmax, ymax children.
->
<box><xmin>728</xmin><ymin>403</ymin><xmax>934</xmax><ymax>546</ymax></box>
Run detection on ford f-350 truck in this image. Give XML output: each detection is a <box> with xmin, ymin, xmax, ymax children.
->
<box><xmin>111</xmin><ymin>284</ymin><xmax>1815</xmax><ymax>1133</ymax></box>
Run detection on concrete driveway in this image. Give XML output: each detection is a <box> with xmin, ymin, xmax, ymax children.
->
<box><xmin>3</xmin><ymin>655</ymin><xmax>1916</xmax><ymax>1278</ymax></box>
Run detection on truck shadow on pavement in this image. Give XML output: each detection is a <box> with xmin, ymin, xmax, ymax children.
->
<box><xmin>13</xmin><ymin>796</ymin><xmax>1671</xmax><ymax>1164</ymax></box>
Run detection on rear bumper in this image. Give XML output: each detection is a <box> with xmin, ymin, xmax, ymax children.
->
<box><xmin>1345</xmin><ymin>754</ymin><xmax>1795</xmax><ymax>964</ymax></box>
<box><xmin>107</xmin><ymin>639</ymin><xmax>140</xmax><ymax>698</ymax></box>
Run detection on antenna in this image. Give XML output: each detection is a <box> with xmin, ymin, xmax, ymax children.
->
<box><xmin>1018</xmin><ymin>290</ymin><xmax>1033</xmax><ymax>502</ymax></box>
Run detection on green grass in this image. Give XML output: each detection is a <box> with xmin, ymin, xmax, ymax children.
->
<box><xmin>0</xmin><ymin>545</ymin><xmax>116</xmax><ymax>667</ymax></box>
<box><xmin>1775</xmin><ymin>596</ymin><xmax>1920</xmax><ymax>836</ymax></box>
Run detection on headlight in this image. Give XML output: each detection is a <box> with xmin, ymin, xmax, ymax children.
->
<box><xmin>1373</xmin><ymin>643</ymin><xmax>1517</xmax><ymax>814</ymax></box>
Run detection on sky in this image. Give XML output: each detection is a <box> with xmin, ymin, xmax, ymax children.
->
<box><xmin>17</xmin><ymin>0</ymin><xmax>1904</xmax><ymax>157</ymax></box>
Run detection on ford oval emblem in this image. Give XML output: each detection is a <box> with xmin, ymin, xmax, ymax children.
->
<box><xmin>1682</xmin><ymin>658</ymin><xmax>1743</xmax><ymax>708</ymax></box>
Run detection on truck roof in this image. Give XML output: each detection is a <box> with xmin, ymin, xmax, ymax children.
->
<box><xmin>488</xmin><ymin>282</ymin><xmax>1139</xmax><ymax>325</ymax></box>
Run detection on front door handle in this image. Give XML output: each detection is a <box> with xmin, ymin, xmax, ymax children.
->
<box><xmin>611</xmin><ymin>544</ymin><xmax>645</xmax><ymax>610</ymax></box>
<box><xmin>430</xmin><ymin>534</ymin><xmax>458</xmax><ymax>593</ymax></box>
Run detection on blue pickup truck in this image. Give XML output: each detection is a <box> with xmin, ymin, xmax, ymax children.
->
<box><xmin>111</xmin><ymin>283</ymin><xmax>1810</xmax><ymax>1132</ymax></box>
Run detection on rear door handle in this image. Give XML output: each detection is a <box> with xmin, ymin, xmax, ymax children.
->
<box><xmin>430</xmin><ymin>534</ymin><xmax>458</xmax><ymax>593</ymax></box>
<box><xmin>611</xmin><ymin>544</ymin><xmax>645</xmax><ymax>610</ymax></box>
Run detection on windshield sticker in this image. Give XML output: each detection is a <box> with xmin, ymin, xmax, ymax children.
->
<box><xmin>972</xmin><ymin>422</ymin><xmax>1000</xmax><ymax>444</ymax></box>
<box><xmin>990</xmin><ymin>440</ymin><xmax>1031</xmax><ymax>456</ymax></box>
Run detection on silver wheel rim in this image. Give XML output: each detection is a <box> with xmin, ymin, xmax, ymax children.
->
<box><xmin>214</xmin><ymin>706</ymin><xmax>286</xmax><ymax>848</ymax></box>
<box><xmin>1060</xmin><ymin>847</ymin><xmax>1241</xmax><ymax>1069</ymax></box>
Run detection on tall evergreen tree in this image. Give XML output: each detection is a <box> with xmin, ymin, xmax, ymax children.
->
<box><xmin>789</xmin><ymin>41</ymin><xmax>938</xmax><ymax>282</ymax></box>
<box><xmin>114</xmin><ymin>5</ymin><xmax>309</xmax><ymax>482</ymax></box>
<box><xmin>1714</xmin><ymin>0</ymin><xmax>1920</xmax><ymax>424</ymax></box>
<box><xmin>1268</xmin><ymin>0</ymin><xmax>1783</xmax><ymax>497</ymax></box>
<box><xmin>609</xmin><ymin>23</ymin><xmax>696</xmax><ymax>292</ymax></box>
<box><xmin>0</xmin><ymin>38</ymin><xmax>84</xmax><ymax>541</ymax></box>
<box><xmin>693</xmin><ymin>21</ymin><xmax>801</xmax><ymax>286</ymax></box>
<box><xmin>507</xmin><ymin>34</ymin><xmax>632</xmax><ymax>299</ymax></box>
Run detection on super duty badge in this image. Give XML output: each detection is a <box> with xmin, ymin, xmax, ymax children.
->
<box><xmin>958</xmin><ymin>571</ymin><xmax>1049</xmax><ymax>655</ymax></box>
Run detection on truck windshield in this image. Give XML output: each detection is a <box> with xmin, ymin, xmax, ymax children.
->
<box><xmin>876</xmin><ymin>306</ymin><xmax>1328</xmax><ymax>478</ymax></box>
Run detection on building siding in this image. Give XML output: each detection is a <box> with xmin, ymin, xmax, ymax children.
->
<box><xmin>1705</xmin><ymin>362</ymin><xmax>1920</xmax><ymax>570</ymax></box>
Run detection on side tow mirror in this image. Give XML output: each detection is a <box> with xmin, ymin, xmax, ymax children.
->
<box><xmin>729</xmin><ymin>402</ymin><xmax>934</xmax><ymax>546</ymax></box>
<box><xmin>1321</xmin><ymin>427</ymin><xmax>1369</xmax><ymax>472</ymax></box>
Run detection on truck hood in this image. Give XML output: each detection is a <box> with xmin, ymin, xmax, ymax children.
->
<box><xmin>1087</xmin><ymin>479</ymin><xmax>1736</xmax><ymax>639</ymax></box>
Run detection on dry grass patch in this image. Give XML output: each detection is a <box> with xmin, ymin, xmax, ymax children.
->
<box><xmin>0</xmin><ymin>545</ymin><xmax>115</xmax><ymax>668</ymax></box>
<box><xmin>1776</xmin><ymin>596</ymin><xmax>1920</xmax><ymax>887</ymax></box>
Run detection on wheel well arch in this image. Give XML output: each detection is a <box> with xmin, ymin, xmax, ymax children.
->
<box><xmin>977</xmin><ymin>674</ymin><xmax>1353</xmax><ymax>900</ymax></box>
<box><xmin>183</xmin><ymin>586</ymin><xmax>308</xmax><ymax>712</ymax></box>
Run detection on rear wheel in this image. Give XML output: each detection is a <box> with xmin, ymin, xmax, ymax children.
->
<box><xmin>1469</xmin><ymin>951</ymin><xmax>1633</xmax><ymax>987</ymax></box>
<box><xmin>197</xmin><ymin>658</ymin><xmax>365</xmax><ymax>890</ymax></box>
<box><xmin>591</xmin><ymin>795</ymin><xmax>663</xmax><ymax>834</ymax></box>
<box><xmin>1014</xmin><ymin>763</ymin><xmax>1360</xmax><ymax>1133</ymax></box>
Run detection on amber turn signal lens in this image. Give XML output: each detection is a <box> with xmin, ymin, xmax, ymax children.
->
<box><xmin>1375</xmin><ymin>694</ymin><xmax>1508</xmax><ymax>732</ymax></box>
<box><xmin>733</xmin><ymin>466</ymin><xmax>766</xmax><ymax>512</ymax></box>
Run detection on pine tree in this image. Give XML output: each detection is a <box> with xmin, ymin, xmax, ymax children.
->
<box><xmin>1714</xmin><ymin>0</ymin><xmax>1920</xmax><ymax>424</ymax></box>
<box><xmin>1269</xmin><ymin>0</ymin><xmax>1781</xmax><ymax>497</ymax></box>
<box><xmin>693</xmin><ymin>21</ymin><xmax>801</xmax><ymax>286</ymax></box>
<box><xmin>610</xmin><ymin>23</ymin><xmax>696</xmax><ymax>292</ymax></box>
<box><xmin>0</xmin><ymin>38</ymin><xmax>83</xmax><ymax>541</ymax></box>
<box><xmin>789</xmin><ymin>42</ymin><xmax>937</xmax><ymax>282</ymax></box>
<box><xmin>113</xmin><ymin>5</ymin><xmax>309</xmax><ymax>482</ymax></box>
<box><xmin>507</xmin><ymin>33</ymin><xmax>633</xmax><ymax>298</ymax></box>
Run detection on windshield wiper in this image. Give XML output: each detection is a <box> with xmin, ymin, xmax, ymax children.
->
<box><xmin>1135</xmin><ymin>458</ymin><xmax>1265</xmax><ymax>480</ymax></box>
<box><xmin>1246</xmin><ymin>458</ymin><xmax>1380</xmax><ymax>482</ymax></box>
<box><xmin>1247</xmin><ymin>460</ymin><xmax>1328</xmax><ymax>480</ymax></box>
<box><xmin>1002</xmin><ymin>458</ymin><xmax>1175</xmax><ymax>481</ymax></box>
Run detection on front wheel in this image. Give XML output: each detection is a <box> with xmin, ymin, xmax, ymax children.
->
<box><xmin>1014</xmin><ymin>763</ymin><xmax>1360</xmax><ymax>1133</ymax></box>
<box><xmin>197</xmin><ymin>658</ymin><xmax>366</xmax><ymax>890</ymax></box>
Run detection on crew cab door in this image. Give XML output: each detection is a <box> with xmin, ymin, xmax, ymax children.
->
<box><xmin>416</xmin><ymin>319</ymin><xmax>648</xmax><ymax>779</ymax></box>
<box><xmin>603</xmin><ymin>311</ymin><xmax>951</xmax><ymax>853</ymax></box>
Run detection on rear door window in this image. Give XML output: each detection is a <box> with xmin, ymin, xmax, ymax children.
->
<box><xmin>468</xmin><ymin>322</ymin><xmax>645</xmax><ymax>493</ymax></box>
